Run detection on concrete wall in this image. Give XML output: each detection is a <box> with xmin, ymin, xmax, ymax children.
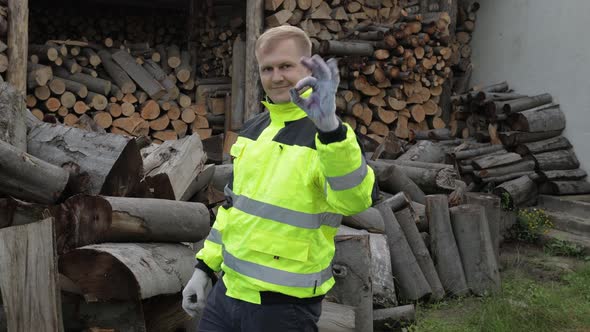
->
<box><xmin>470</xmin><ymin>0</ymin><xmax>590</xmax><ymax>173</ymax></box>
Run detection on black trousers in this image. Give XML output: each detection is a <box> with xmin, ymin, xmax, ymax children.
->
<box><xmin>198</xmin><ymin>279</ymin><xmax>322</xmax><ymax>332</ymax></box>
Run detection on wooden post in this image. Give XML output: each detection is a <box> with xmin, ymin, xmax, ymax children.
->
<box><xmin>245</xmin><ymin>0</ymin><xmax>265</xmax><ymax>121</ymax></box>
<box><xmin>0</xmin><ymin>218</ymin><xmax>64</xmax><ymax>332</ymax></box>
<box><xmin>231</xmin><ymin>36</ymin><xmax>246</xmax><ymax>130</ymax></box>
<box><xmin>7</xmin><ymin>0</ymin><xmax>28</xmax><ymax>94</ymax></box>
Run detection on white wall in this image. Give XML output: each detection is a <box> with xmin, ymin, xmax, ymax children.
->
<box><xmin>470</xmin><ymin>0</ymin><xmax>590</xmax><ymax>173</ymax></box>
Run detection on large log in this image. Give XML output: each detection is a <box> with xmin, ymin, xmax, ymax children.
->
<box><xmin>464</xmin><ymin>192</ymin><xmax>501</xmax><ymax>265</ymax></box>
<box><xmin>0</xmin><ymin>82</ymin><xmax>27</xmax><ymax>151</ymax></box>
<box><xmin>510</xmin><ymin>105</ymin><xmax>566</xmax><ymax>132</ymax></box>
<box><xmin>317</xmin><ymin>301</ymin><xmax>355</xmax><ymax>332</ymax></box>
<box><xmin>26</xmin><ymin>120</ymin><xmax>142</xmax><ymax>196</ymax></box>
<box><xmin>7</xmin><ymin>0</ymin><xmax>28</xmax><ymax>94</ymax></box>
<box><xmin>498</xmin><ymin>130</ymin><xmax>562</xmax><ymax>147</ymax></box>
<box><xmin>329</xmin><ymin>233</ymin><xmax>373</xmax><ymax>332</ymax></box>
<box><xmin>375</xmin><ymin>197</ymin><xmax>431</xmax><ymax>300</ymax></box>
<box><xmin>341</xmin><ymin>207</ymin><xmax>385</xmax><ymax>233</ymax></box>
<box><xmin>53</xmin><ymin>67</ymin><xmax>112</xmax><ymax>95</ymax></box>
<box><xmin>475</xmin><ymin>159</ymin><xmax>536</xmax><ymax>179</ymax></box>
<box><xmin>368</xmin><ymin>162</ymin><xmax>426</xmax><ymax>204</ymax></box>
<box><xmin>452</xmin><ymin>144</ymin><xmax>504</xmax><ymax>160</ymax></box>
<box><xmin>539</xmin><ymin>181</ymin><xmax>590</xmax><ymax>195</ymax></box>
<box><xmin>515</xmin><ymin>136</ymin><xmax>572</xmax><ymax>155</ymax></box>
<box><xmin>426</xmin><ymin>195</ymin><xmax>468</xmax><ymax>296</ymax></box>
<box><xmin>492</xmin><ymin>175</ymin><xmax>538</xmax><ymax>209</ymax></box>
<box><xmin>319</xmin><ymin>40</ymin><xmax>375</xmax><ymax>56</ymax></box>
<box><xmin>142</xmin><ymin>134</ymin><xmax>207</xmax><ymax>200</ymax></box>
<box><xmin>97</xmin><ymin>50</ymin><xmax>136</xmax><ymax>94</ymax></box>
<box><xmin>59</xmin><ymin>243</ymin><xmax>195</xmax><ymax>301</ymax></box>
<box><xmin>472</xmin><ymin>152</ymin><xmax>522</xmax><ymax>170</ymax></box>
<box><xmin>395</xmin><ymin>207</ymin><xmax>445</xmax><ymax>300</ymax></box>
<box><xmin>0</xmin><ymin>197</ymin><xmax>47</xmax><ymax>229</ymax></box>
<box><xmin>536</xmin><ymin>169</ymin><xmax>587</xmax><ymax>182</ymax></box>
<box><xmin>397</xmin><ymin>140</ymin><xmax>446</xmax><ymax>163</ymax></box>
<box><xmin>112</xmin><ymin>50</ymin><xmax>166</xmax><ymax>99</ymax></box>
<box><xmin>373</xmin><ymin>305</ymin><xmax>415</xmax><ymax>329</ymax></box>
<box><xmin>370</xmin><ymin>160</ymin><xmax>457</xmax><ymax>195</ymax></box>
<box><xmin>0</xmin><ymin>218</ymin><xmax>64</xmax><ymax>332</ymax></box>
<box><xmin>532</xmin><ymin>149</ymin><xmax>580</xmax><ymax>171</ymax></box>
<box><xmin>450</xmin><ymin>204</ymin><xmax>501</xmax><ymax>296</ymax></box>
<box><xmin>502</xmin><ymin>93</ymin><xmax>553</xmax><ymax>113</ymax></box>
<box><xmin>53</xmin><ymin>195</ymin><xmax>211</xmax><ymax>254</ymax></box>
<box><xmin>0</xmin><ymin>138</ymin><xmax>69</xmax><ymax>204</ymax></box>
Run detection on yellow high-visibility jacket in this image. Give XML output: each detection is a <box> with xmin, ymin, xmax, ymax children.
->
<box><xmin>196</xmin><ymin>96</ymin><xmax>376</xmax><ymax>304</ymax></box>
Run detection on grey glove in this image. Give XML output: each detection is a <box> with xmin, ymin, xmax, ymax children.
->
<box><xmin>290</xmin><ymin>55</ymin><xmax>340</xmax><ymax>132</ymax></box>
<box><xmin>182</xmin><ymin>269</ymin><xmax>212</xmax><ymax>317</ymax></box>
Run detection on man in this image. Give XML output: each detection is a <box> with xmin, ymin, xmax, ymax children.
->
<box><xmin>182</xmin><ymin>25</ymin><xmax>376</xmax><ymax>331</ymax></box>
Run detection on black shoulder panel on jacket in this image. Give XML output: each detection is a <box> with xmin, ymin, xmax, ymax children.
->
<box><xmin>239</xmin><ymin>111</ymin><xmax>271</xmax><ymax>140</ymax></box>
<box><xmin>273</xmin><ymin>117</ymin><xmax>317</xmax><ymax>149</ymax></box>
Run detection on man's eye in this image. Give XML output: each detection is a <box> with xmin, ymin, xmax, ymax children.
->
<box><xmin>262</xmin><ymin>67</ymin><xmax>272</xmax><ymax>72</ymax></box>
<box><xmin>280</xmin><ymin>64</ymin><xmax>292</xmax><ymax>69</ymax></box>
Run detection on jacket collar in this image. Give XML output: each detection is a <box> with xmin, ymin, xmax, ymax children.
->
<box><xmin>261</xmin><ymin>89</ymin><xmax>312</xmax><ymax>124</ymax></box>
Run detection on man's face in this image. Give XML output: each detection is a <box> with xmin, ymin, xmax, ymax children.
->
<box><xmin>257</xmin><ymin>39</ymin><xmax>311</xmax><ymax>104</ymax></box>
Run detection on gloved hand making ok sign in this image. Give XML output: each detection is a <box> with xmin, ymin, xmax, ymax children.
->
<box><xmin>289</xmin><ymin>55</ymin><xmax>341</xmax><ymax>132</ymax></box>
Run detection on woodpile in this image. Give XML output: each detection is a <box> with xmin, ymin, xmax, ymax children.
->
<box><xmin>451</xmin><ymin>0</ymin><xmax>479</xmax><ymax>94</ymax></box>
<box><xmin>26</xmin><ymin>3</ymin><xmax>245</xmax><ymax>144</ymax></box>
<box><xmin>263</xmin><ymin>0</ymin><xmax>469</xmax><ymax>142</ymax></box>
<box><xmin>0</xmin><ymin>107</ymin><xmax>232</xmax><ymax>331</ymax></box>
<box><xmin>450</xmin><ymin>81</ymin><xmax>589</xmax><ymax>208</ymax></box>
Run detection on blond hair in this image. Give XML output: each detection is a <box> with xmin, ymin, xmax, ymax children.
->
<box><xmin>255</xmin><ymin>26</ymin><xmax>312</xmax><ymax>58</ymax></box>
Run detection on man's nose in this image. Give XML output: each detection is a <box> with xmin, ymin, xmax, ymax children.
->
<box><xmin>271</xmin><ymin>69</ymin><xmax>284</xmax><ymax>82</ymax></box>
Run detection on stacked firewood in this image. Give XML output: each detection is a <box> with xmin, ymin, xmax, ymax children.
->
<box><xmin>26</xmin><ymin>5</ymin><xmax>244</xmax><ymax>144</ymax></box>
<box><xmin>264</xmin><ymin>0</ymin><xmax>456</xmax><ymax>142</ymax></box>
<box><xmin>0</xmin><ymin>0</ymin><xmax>7</xmax><ymax>82</ymax></box>
<box><xmin>450</xmin><ymin>0</ymin><xmax>479</xmax><ymax>94</ymax></box>
<box><xmin>449</xmin><ymin>81</ymin><xmax>590</xmax><ymax>208</ymax></box>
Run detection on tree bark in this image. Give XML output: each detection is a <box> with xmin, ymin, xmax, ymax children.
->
<box><xmin>53</xmin><ymin>195</ymin><xmax>211</xmax><ymax>254</ymax></box>
<box><xmin>472</xmin><ymin>152</ymin><xmax>522</xmax><ymax>170</ymax></box>
<box><xmin>341</xmin><ymin>207</ymin><xmax>385</xmax><ymax>233</ymax></box>
<box><xmin>97</xmin><ymin>50</ymin><xmax>136</xmax><ymax>94</ymax></box>
<box><xmin>319</xmin><ymin>40</ymin><xmax>374</xmax><ymax>56</ymax></box>
<box><xmin>464</xmin><ymin>192</ymin><xmax>501</xmax><ymax>265</ymax></box>
<box><xmin>329</xmin><ymin>233</ymin><xmax>373</xmax><ymax>332</ymax></box>
<box><xmin>502</xmin><ymin>93</ymin><xmax>553</xmax><ymax>113</ymax></box>
<box><xmin>515</xmin><ymin>136</ymin><xmax>572</xmax><ymax>155</ymax></box>
<box><xmin>0</xmin><ymin>218</ymin><xmax>64</xmax><ymax>332</ymax></box>
<box><xmin>373</xmin><ymin>305</ymin><xmax>415</xmax><ymax>329</ymax></box>
<box><xmin>7</xmin><ymin>0</ymin><xmax>28</xmax><ymax>94</ymax></box>
<box><xmin>536</xmin><ymin>169</ymin><xmax>587</xmax><ymax>182</ymax></box>
<box><xmin>26</xmin><ymin>120</ymin><xmax>142</xmax><ymax>196</ymax></box>
<box><xmin>369</xmin><ymin>162</ymin><xmax>426</xmax><ymax>204</ymax></box>
<box><xmin>532</xmin><ymin>149</ymin><xmax>580</xmax><ymax>171</ymax></box>
<box><xmin>0</xmin><ymin>82</ymin><xmax>27</xmax><ymax>151</ymax></box>
<box><xmin>370</xmin><ymin>160</ymin><xmax>458</xmax><ymax>194</ymax></box>
<box><xmin>375</xmin><ymin>197</ymin><xmax>431</xmax><ymax>300</ymax></box>
<box><xmin>426</xmin><ymin>194</ymin><xmax>468</xmax><ymax>296</ymax></box>
<box><xmin>397</xmin><ymin>139</ymin><xmax>446</xmax><ymax>163</ymax></box>
<box><xmin>59</xmin><ymin>243</ymin><xmax>195</xmax><ymax>301</ymax></box>
<box><xmin>142</xmin><ymin>134</ymin><xmax>207</xmax><ymax>200</ymax></box>
<box><xmin>492</xmin><ymin>175</ymin><xmax>538</xmax><ymax>209</ymax></box>
<box><xmin>450</xmin><ymin>204</ymin><xmax>501</xmax><ymax>296</ymax></box>
<box><xmin>231</xmin><ymin>36</ymin><xmax>246</xmax><ymax>131</ymax></box>
<box><xmin>0</xmin><ymin>138</ymin><xmax>69</xmax><ymax>204</ymax></box>
<box><xmin>0</xmin><ymin>197</ymin><xmax>48</xmax><ymax>229</ymax></box>
<box><xmin>452</xmin><ymin>145</ymin><xmax>504</xmax><ymax>160</ymax></box>
<box><xmin>395</xmin><ymin>207</ymin><xmax>445</xmax><ymax>300</ymax></box>
<box><xmin>539</xmin><ymin>181</ymin><xmax>590</xmax><ymax>195</ymax></box>
<box><xmin>369</xmin><ymin>233</ymin><xmax>397</xmax><ymax>308</ymax></box>
<box><xmin>475</xmin><ymin>159</ymin><xmax>536</xmax><ymax>178</ymax></box>
<box><xmin>499</xmin><ymin>130</ymin><xmax>562</xmax><ymax>147</ymax></box>
<box><xmin>510</xmin><ymin>105</ymin><xmax>566</xmax><ymax>132</ymax></box>
<box><xmin>317</xmin><ymin>301</ymin><xmax>355</xmax><ymax>332</ymax></box>
<box><xmin>112</xmin><ymin>50</ymin><xmax>166</xmax><ymax>100</ymax></box>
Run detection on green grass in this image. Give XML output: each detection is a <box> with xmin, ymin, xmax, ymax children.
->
<box><xmin>407</xmin><ymin>263</ymin><xmax>590</xmax><ymax>332</ymax></box>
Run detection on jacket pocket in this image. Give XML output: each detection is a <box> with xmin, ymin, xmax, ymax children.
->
<box><xmin>247</xmin><ymin>231</ymin><xmax>310</xmax><ymax>263</ymax></box>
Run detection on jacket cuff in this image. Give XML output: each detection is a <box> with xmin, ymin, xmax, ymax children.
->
<box><xmin>195</xmin><ymin>259</ymin><xmax>218</xmax><ymax>284</ymax></box>
<box><xmin>317</xmin><ymin>121</ymin><xmax>347</xmax><ymax>145</ymax></box>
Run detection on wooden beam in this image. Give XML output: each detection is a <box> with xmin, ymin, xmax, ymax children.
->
<box><xmin>0</xmin><ymin>218</ymin><xmax>64</xmax><ymax>332</ymax></box>
<box><xmin>245</xmin><ymin>0</ymin><xmax>264</xmax><ymax>121</ymax></box>
<box><xmin>7</xmin><ymin>0</ymin><xmax>28</xmax><ymax>94</ymax></box>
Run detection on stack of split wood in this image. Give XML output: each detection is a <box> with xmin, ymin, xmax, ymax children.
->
<box><xmin>449</xmin><ymin>81</ymin><xmax>590</xmax><ymax>208</ymax></box>
<box><xmin>450</xmin><ymin>0</ymin><xmax>479</xmax><ymax>94</ymax></box>
<box><xmin>0</xmin><ymin>0</ymin><xmax>7</xmax><ymax>82</ymax></box>
<box><xmin>264</xmin><ymin>0</ymin><xmax>456</xmax><ymax>141</ymax></box>
<box><xmin>26</xmin><ymin>5</ymin><xmax>245</xmax><ymax>144</ymax></box>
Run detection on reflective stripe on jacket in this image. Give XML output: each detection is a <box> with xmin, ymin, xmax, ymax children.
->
<box><xmin>196</xmin><ymin>95</ymin><xmax>375</xmax><ymax>304</ymax></box>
